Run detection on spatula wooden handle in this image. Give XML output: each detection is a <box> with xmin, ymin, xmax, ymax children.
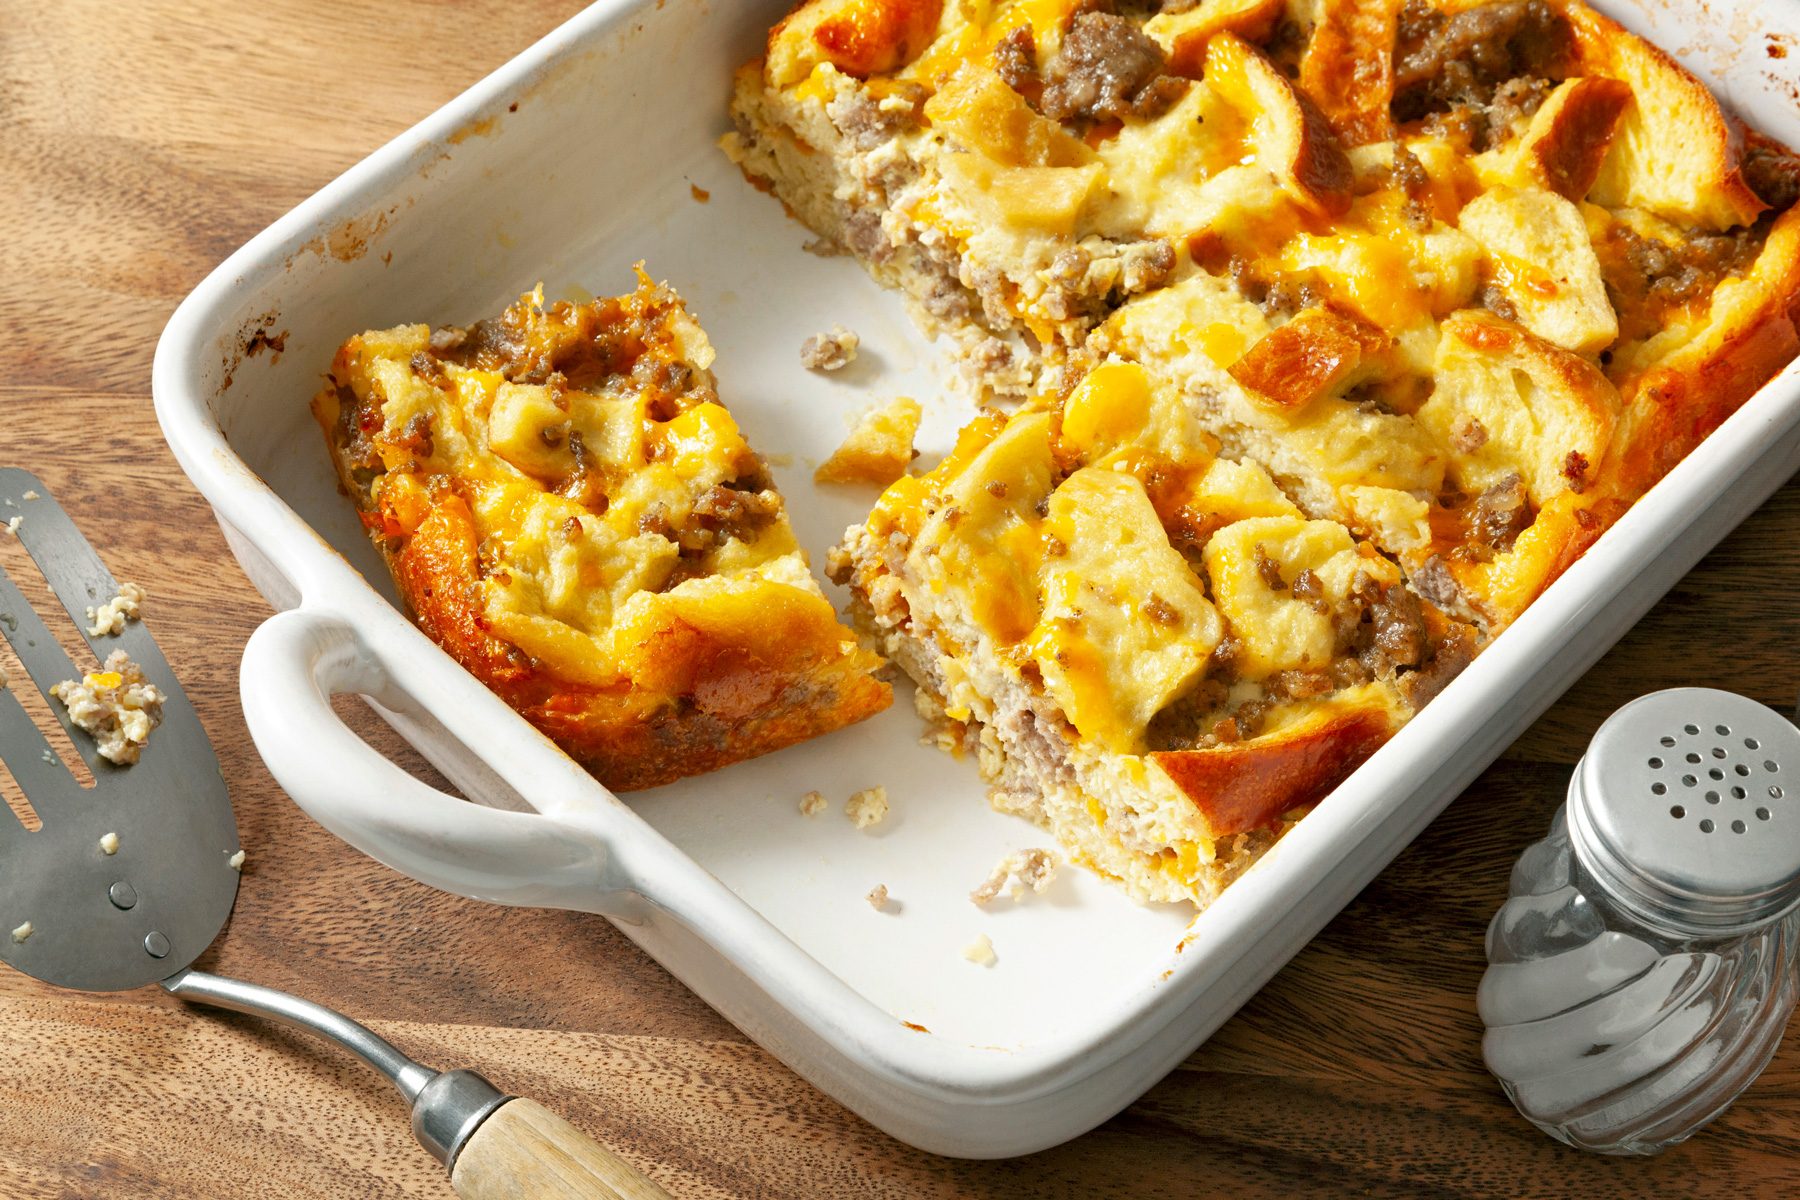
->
<box><xmin>450</xmin><ymin>1098</ymin><xmax>673</xmax><ymax>1200</ymax></box>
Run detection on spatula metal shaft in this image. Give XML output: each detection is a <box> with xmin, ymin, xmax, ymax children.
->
<box><xmin>163</xmin><ymin>968</ymin><xmax>436</xmax><ymax>1099</ymax></box>
<box><xmin>161</xmin><ymin>968</ymin><xmax>511</xmax><ymax>1167</ymax></box>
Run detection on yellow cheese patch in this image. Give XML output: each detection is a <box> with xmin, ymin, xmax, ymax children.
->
<box><xmin>915</xmin><ymin>411</ymin><xmax>1056</xmax><ymax>645</ymax></box>
<box><xmin>1060</xmin><ymin>362</ymin><xmax>1153</xmax><ymax>456</ymax></box>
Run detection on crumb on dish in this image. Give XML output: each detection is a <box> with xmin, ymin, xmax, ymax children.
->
<box><xmin>11</xmin><ymin>921</ymin><xmax>32</xmax><ymax>944</ymax></box>
<box><xmin>228</xmin><ymin>849</ymin><xmax>246</xmax><ymax>872</ymax></box>
<box><xmin>85</xmin><ymin>582</ymin><xmax>146</xmax><ymax>638</ymax></box>
<box><xmin>19</xmin><ymin>490</ymin><xmax>38</xmax><ymax>501</ymax></box>
<box><xmin>814</xmin><ymin>397</ymin><xmax>922</xmax><ymax>486</ymax></box>
<box><xmin>961</xmin><ymin>933</ymin><xmax>996</xmax><ymax>967</ymax></box>
<box><xmin>799</xmin><ymin>789</ymin><xmax>827</xmax><ymax>816</ymax></box>
<box><xmin>99</xmin><ymin>831</ymin><xmax>119</xmax><ymax>856</ymax></box>
<box><xmin>867</xmin><ymin>883</ymin><xmax>890</xmax><ymax>910</ymax></box>
<box><xmin>971</xmin><ymin>848</ymin><xmax>1060</xmax><ymax>906</ymax></box>
<box><xmin>50</xmin><ymin>650</ymin><xmax>165</xmax><ymax>766</ymax></box>
<box><xmin>800</xmin><ymin>324</ymin><xmax>860</xmax><ymax>372</ymax></box>
<box><xmin>846</xmin><ymin>785</ymin><xmax>889</xmax><ymax>828</ymax></box>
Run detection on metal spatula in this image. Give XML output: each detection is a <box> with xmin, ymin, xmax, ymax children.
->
<box><xmin>0</xmin><ymin>470</ymin><xmax>671</xmax><ymax>1200</ymax></box>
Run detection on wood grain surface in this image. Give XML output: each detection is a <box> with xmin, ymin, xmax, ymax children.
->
<box><xmin>3</xmin><ymin>1</ymin><xmax>1799</xmax><ymax>1196</ymax></box>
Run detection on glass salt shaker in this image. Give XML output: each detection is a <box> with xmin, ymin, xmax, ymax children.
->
<box><xmin>1479</xmin><ymin>688</ymin><xmax>1800</xmax><ymax>1155</ymax></box>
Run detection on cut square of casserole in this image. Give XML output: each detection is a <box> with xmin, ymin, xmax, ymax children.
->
<box><xmin>313</xmin><ymin>272</ymin><xmax>890</xmax><ymax>791</ymax></box>
<box><xmin>830</xmin><ymin>361</ymin><xmax>1478</xmax><ymax>905</ymax></box>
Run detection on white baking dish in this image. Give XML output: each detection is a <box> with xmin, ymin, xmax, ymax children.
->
<box><xmin>152</xmin><ymin>0</ymin><xmax>1800</xmax><ymax>1158</ymax></box>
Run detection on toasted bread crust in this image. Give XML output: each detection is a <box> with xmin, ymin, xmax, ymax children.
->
<box><xmin>1560</xmin><ymin>0</ymin><xmax>1765</xmax><ymax>229</ymax></box>
<box><xmin>1228</xmin><ymin>304</ymin><xmax>1391</xmax><ymax>411</ymax></box>
<box><xmin>1151</xmin><ymin>704</ymin><xmax>1395</xmax><ymax>837</ymax></box>
<box><xmin>1519</xmin><ymin>76</ymin><xmax>1633</xmax><ymax>201</ymax></box>
<box><xmin>1606</xmin><ymin>208</ymin><xmax>1800</xmax><ymax>498</ymax></box>
<box><xmin>1298</xmin><ymin>0</ymin><xmax>1399</xmax><ymax>147</ymax></box>
<box><xmin>768</xmin><ymin>0</ymin><xmax>946</xmax><ymax>86</ymax></box>
<box><xmin>1209</xmin><ymin>33</ymin><xmax>1355</xmax><ymax>218</ymax></box>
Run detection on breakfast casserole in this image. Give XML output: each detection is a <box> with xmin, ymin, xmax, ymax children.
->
<box><xmin>734</xmin><ymin>0</ymin><xmax>1800</xmax><ymax>903</ymax></box>
<box><xmin>313</xmin><ymin>273</ymin><xmax>890</xmax><ymax>791</ymax></box>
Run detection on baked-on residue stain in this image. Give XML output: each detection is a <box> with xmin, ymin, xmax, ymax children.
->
<box><xmin>326</xmin><ymin>209</ymin><xmax>392</xmax><ymax>261</ymax></box>
<box><xmin>221</xmin><ymin>308</ymin><xmax>285</xmax><ymax>390</ymax></box>
<box><xmin>244</xmin><ymin>327</ymin><xmax>287</xmax><ymax>359</ymax></box>
<box><xmin>447</xmin><ymin>115</ymin><xmax>498</xmax><ymax>145</ymax></box>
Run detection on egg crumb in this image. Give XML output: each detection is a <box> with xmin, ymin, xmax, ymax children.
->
<box><xmin>867</xmin><ymin>884</ymin><xmax>890</xmax><ymax>911</ymax></box>
<box><xmin>961</xmin><ymin>933</ymin><xmax>996</xmax><ymax>967</ymax></box>
<box><xmin>99</xmin><ymin>832</ymin><xmax>119</xmax><ymax>856</ymax></box>
<box><xmin>799</xmin><ymin>325</ymin><xmax>859</xmax><ymax>372</ymax></box>
<box><xmin>845</xmin><ymin>786</ymin><xmax>889</xmax><ymax>829</ymax></box>
<box><xmin>85</xmin><ymin>582</ymin><xmax>146</xmax><ymax>637</ymax></box>
<box><xmin>799</xmin><ymin>789</ymin><xmax>827</xmax><ymax>816</ymax></box>
<box><xmin>11</xmin><ymin>922</ymin><xmax>32</xmax><ymax>944</ymax></box>
<box><xmin>971</xmin><ymin>849</ymin><xmax>1060</xmax><ymax>906</ymax></box>
<box><xmin>228</xmin><ymin>850</ymin><xmax>246</xmax><ymax>872</ymax></box>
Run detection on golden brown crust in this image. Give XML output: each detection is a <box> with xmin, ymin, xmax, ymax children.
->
<box><xmin>1559</xmin><ymin>0</ymin><xmax>1765</xmax><ymax>229</ymax></box>
<box><xmin>1227</xmin><ymin>304</ymin><xmax>1391</xmax><ymax>411</ymax></box>
<box><xmin>1150</xmin><ymin>704</ymin><xmax>1394</xmax><ymax>837</ymax></box>
<box><xmin>1297</xmin><ymin>0</ymin><xmax>1399</xmax><ymax>147</ymax></box>
<box><xmin>767</xmin><ymin>0</ymin><xmax>946</xmax><ymax>87</ymax></box>
<box><xmin>1517</xmin><ymin>76</ymin><xmax>1632</xmax><ymax>202</ymax></box>
<box><xmin>1606</xmin><ymin>208</ymin><xmax>1800</xmax><ymax>499</ymax></box>
<box><xmin>1207</xmin><ymin>33</ymin><xmax>1355</xmax><ymax>218</ymax></box>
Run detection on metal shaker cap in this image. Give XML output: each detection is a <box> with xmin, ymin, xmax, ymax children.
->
<box><xmin>1568</xmin><ymin>688</ymin><xmax>1800</xmax><ymax>940</ymax></box>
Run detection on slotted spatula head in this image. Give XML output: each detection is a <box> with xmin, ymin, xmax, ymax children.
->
<box><xmin>0</xmin><ymin>469</ymin><xmax>239</xmax><ymax>991</ymax></box>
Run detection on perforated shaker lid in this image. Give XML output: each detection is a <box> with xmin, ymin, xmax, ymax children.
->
<box><xmin>1568</xmin><ymin>689</ymin><xmax>1800</xmax><ymax>939</ymax></box>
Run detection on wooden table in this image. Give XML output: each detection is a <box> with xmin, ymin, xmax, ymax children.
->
<box><xmin>3</xmin><ymin>1</ymin><xmax>1798</xmax><ymax>1195</ymax></box>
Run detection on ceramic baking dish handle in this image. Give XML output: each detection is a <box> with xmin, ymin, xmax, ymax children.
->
<box><xmin>240</xmin><ymin>607</ymin><xmax>611</xmax><ymax>907</ymax></box>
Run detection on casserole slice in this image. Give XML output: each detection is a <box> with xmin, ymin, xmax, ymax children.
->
<box><xmin>829</xmin><ymin>361</ymin><xmax>1479</xmax><ymax>905</ymax></box>
<box><xmin>313</xmin><ymin>272</ymin><xmax>890</xmax><ymax>790</ymax></box>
